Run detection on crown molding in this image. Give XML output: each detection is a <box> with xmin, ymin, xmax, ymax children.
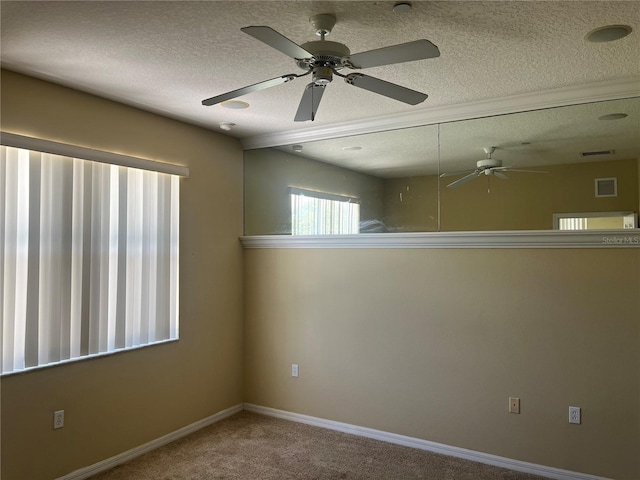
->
<box><xmin>240</xmin><ymin>230</ymin><xmax>640</xmax><ymax>249</ymax></box>
<box><xmin>241</xmin><ymin>77</ymin><xmax>640</xmax><ymax>150</ymax></box>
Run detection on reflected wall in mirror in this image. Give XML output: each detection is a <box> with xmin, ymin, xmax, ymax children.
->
<box><xmin>244</xmin><ymin>125</ymin><xmax>439</xmax><ymax>235</ymax></box>
<box><xmin>244</xmin><ymin>97</ymin><xmax>640</xmax><ymax>235</ymax></box>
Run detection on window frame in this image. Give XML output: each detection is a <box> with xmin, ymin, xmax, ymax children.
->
<box><xmin>1</xmin><ymin>132</ymin><xmax>188</xmax><ymax>376</ymax></box>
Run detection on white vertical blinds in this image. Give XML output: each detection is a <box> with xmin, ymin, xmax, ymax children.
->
<box><xmin>559</xmin><ymin>217</ymin><xmax>588</xmax><ymax>230</ymax></box>
<box><xmin>1</xmin><ymin>145</ymin><xmax>180</xmax><ymax>374</ymax></box>
<box><xmin>290</xmin><ymin>188</ymin><xmax>359</xmax><ymax>235</ymax></box>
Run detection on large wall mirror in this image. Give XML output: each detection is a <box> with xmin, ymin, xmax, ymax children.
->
<box><xmin>244</xmin><ymin>97</ymin><xmax>640</xmax><ymax>235</ymax></box>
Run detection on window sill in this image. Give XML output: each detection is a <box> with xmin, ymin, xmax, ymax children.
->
<box><xmin>1</xmin><ymin>338</ymin><xmax>179</xmax><ymax>377</ymax></box>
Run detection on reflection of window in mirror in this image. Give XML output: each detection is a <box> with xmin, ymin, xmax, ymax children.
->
<box><xmin>289</xmin><ymin>187</ymin><xmax>360</xmax><ymax>235</ymax></box>
<box><xmin>553</xmin><ymin>211</ymin><xmax>637</xmax><ymax>230</ymax></box>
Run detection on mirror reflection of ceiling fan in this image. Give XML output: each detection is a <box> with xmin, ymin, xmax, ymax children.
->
<box><xmin>201</xmin><ymin>14</ymin><xmax>440</xmax><ymax>121</ymax></box>
<box><xmin>440</xmin><ymin>147</ymin><xmax>549</xmax><ymax>192</ymax></box>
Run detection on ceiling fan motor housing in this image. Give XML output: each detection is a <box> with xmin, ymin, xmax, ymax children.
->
<box><xmin>297</xmin><ymin>40</ymin><xmax>351</xmax><ymax>70</ymax></box>
<box><xmin>477</xmin><ymin>159</ymin><xmax>503</xmax><ymax>169</ymax></box>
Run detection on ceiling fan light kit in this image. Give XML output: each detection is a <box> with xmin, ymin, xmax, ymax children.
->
<box><xmin>201</xmin><ymin>13</ymin><xmax>440</xmax><ymax>122</ymax></box>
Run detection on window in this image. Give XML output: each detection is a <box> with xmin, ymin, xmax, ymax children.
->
<box><xmin>553</xmin><ymin>211</ymin><xmax>637</xmax><ymax>230</ymax></box>
<box><xmin>1</xmin><ymin>136</ymin><xmax>185</xmax><ymax>375</ymax></box>
<box><xmin>289</xmin><ymin>187</ymin><xmax>360</xmax><ymax>235</ymax></box>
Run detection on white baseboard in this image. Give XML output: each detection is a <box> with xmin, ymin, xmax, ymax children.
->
<box><xmin>55</xmin><ymin>402</ymin><xmax>612</xmax><ymax>480</ymax></box>
<box><xmin>244</xmin><ymin>403</ymin><xmax>612</xmax><ymax>480</ymax></box>
<box><xmin>57</xmin><ymin>403</ymin><xmax>243</xmax><ymax>480</ymax></box>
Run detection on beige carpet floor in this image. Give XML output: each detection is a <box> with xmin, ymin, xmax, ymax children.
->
<box><xmin>89</xmin><ymin>411</ymin><xmax>550</xmax><ymax>480</ymax></box>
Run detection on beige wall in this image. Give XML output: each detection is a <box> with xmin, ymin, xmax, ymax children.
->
<box><xmin>244</xmin><ymin>148</ymin><xmax>384</xmax><ymax>235</ymax></box>
<box><xmin>3</xmin><ymin>69</ymin><xmax>639</xmax><ymax>480</ymax></box>
<box><xmin>244</xmin><ymin>247</ymin><xmax>640</xmax><ymax>479</ymax></box>
<box><xmin>1</xmin><ymin>70</ymin><xmax>244</xmax><ymax>479</ymax></box>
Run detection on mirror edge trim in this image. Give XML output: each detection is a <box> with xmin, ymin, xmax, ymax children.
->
<box><xmin>240</xmin><ymin>230</ymin><xmax>640</xmax><ymax>249</ymax></box>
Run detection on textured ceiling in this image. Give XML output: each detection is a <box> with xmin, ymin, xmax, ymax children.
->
<box><xmin>2</xmin><ymin>0</ymin><xmax>639</xmax><ymax>142</ymax></box>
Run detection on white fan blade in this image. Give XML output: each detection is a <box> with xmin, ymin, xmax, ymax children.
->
<box><xmin>241</xmin><ymin>26</ymin><xmax>314</xmax><ymax>60</ymax></box>
<box><xmin>503</xmin><ymin>168</ymin><xmax>549</xmax><ymax>174</ymax></box>
<box><xmin>202</xmin><ymin>74</ymin><xmax>297</xmax><ymax>106</ymax></box>
<box><xmin>493</xmin><ymin>171</ymin><xmax>509</xmax><ymax>179</ymax></box>
<box><xmin>347</xmin><ymin>39</ymin><xmax>440</xmax><ymax>69</ymax></box>
<box><xmin>446</xmin><ymin>171</ymin><xmax>481</xmax><ymax>188</ymax></box>
<box><xmin>440</xmin><ymin>169</ymin><xmax>475</xmax><ymax>177</ymax></box>
<box><xmin>345</xmin><ymin>73</ymin><xmax>427</xmax><ymax>105</ymax></box>
<box><xmin>295</xmin><ymin>83</ymin><xmax>326</xmax><ymax>122</ymax></box>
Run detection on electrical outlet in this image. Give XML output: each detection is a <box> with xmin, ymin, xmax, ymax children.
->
<box><xmin>53</xmin><ymin>410</ymin><xmax>65</xmax><ymax>429</ymax></box>
<box><xmin>569</xmin><ymin>406</ymin><xmax>581</xmax><ymax>424</ymax></box>
<box><xmin>291</xmin><ymin>364</ymin><xmax>299</xmax><ymax>378</ymax></box>
<box><xmin>508</xmin><ymin>397</ymin><xmax>520</xmax><ymax>414</ymax></box>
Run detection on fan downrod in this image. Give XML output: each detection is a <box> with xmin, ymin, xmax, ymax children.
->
<box><xmin>483</xmin><ymin>146</ymin><xmax>497</xmax><ymax>157</ymax></box>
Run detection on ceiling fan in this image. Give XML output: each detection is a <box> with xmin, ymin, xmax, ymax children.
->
<box><xmin>201</xmin><ymin>13</ymin><xmax>440</xmax><ymax>122</ymax></box>
<box><xmin>440</xmin><ymin>147</ymin><xmax>548</xmax><ymax>191</ymax></box>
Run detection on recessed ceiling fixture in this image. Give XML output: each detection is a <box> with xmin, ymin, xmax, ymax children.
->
<box><xmin>292</xmin><ymin>144</ymin><xmax>303</xmax><ymax>152</ymax></box>
<box><xmin>342</xmin><ymin>146</ymin><xmax>362</xmax><ymax>151</ymax></box>
<box><xmin>219</xmin><ymin>122</ymin><xmax>235</xmax><ymax>131</ymax></box>
<box><xmin>598</xmin><ymin>113</ymin><xmax>628</xmax><ymax>121</ymax></box>
<box><xmin>586</xmin><ymin>25</ymin><xmax>632</xmax><ymax>43</ymax></box>
<box><xmin>393</xmin><ymin>2</ymin><xmax>412</xmax><ymax>14</ymax></box>
<box><xmin>221</xmin><ymin>100</ymin><xmax>250</xmax><ymax>109</ymax></box>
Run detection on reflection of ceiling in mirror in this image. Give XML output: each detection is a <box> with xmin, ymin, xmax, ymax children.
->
<box><xmin>439</xmin><ymin>98</ymin><xmax>640</xmax><ymax>174</ymax></box>
<box><xmin>271</xmin><ymin>97</ymin><xmax>640</xmax><ymax>178</ymax></box>
<box><xmin>275</xmin><ymin>125</ymin><xmax>439</xmax><ymax>178</ymax></box>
